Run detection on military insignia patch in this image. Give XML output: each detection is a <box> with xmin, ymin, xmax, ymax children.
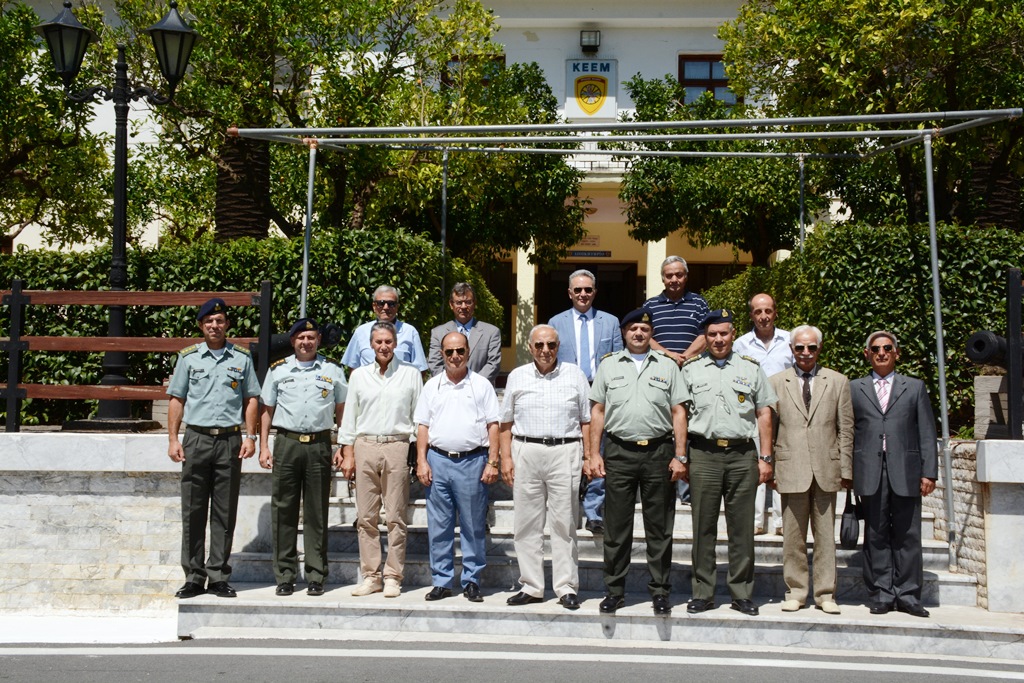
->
<box><xmin>231</xmin><ymin>380</ymin><xmax>238</xmax><ymax>390</ymax></box>
<box><xmin>321</xmin><ymin>388</ymin><xmax>329</xmax><ymax>398</ymax></box>
<box><xmin>738</xmin><ymin>394</ymin><xmax>746</xmax><ymax>403</ymax></box>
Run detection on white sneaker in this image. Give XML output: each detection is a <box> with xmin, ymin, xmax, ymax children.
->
<box><xmin>351</xmin><ymin>577</ymin><xmax>383</xmax><ymax>596</ymax></box>
<box><xmin>383</xmin><ymin>578</ymin><xmax>401</xmax><ymax>598</ymax></box>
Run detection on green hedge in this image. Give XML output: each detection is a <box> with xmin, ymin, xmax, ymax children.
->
<box><xmin>0</xmin><ymin>229</ymin><xmax>500</xmax><ymax>425</ymax></box>
<box><xmin>703</xmin><ymin>222</ymin><xmax>1024</xmax><ymax>433</ymax></box>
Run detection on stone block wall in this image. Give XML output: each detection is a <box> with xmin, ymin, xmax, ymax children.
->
<box><xmin>925</xmin><ymin>441</ymin><xmax>988</xmax><ymax>608</ymax></box>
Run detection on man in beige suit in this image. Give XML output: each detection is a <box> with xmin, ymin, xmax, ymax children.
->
<box><xmin>770</xmin><ymin>325</ymin><xmax>854</xmax><ymax>614</ymax></box>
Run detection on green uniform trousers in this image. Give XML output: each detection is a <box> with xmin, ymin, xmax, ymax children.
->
<box><xmin>689</xmin><ymin>440</ymin><xmax>758</xmax><ymax>600</ymax></box>
<box><xmin>602</xmin><ymin>438</ymin><xmax>675</xmax><ymax>597</ymax></box>
<box><xmin>271</xmin><ymin>436</ymin><xmax>333</xmax><ymax>584</ymax></box>
<box><xmin>180</xmin><ymin>429</ymin><xmax>243</xmax><ymax>584</ymax></box>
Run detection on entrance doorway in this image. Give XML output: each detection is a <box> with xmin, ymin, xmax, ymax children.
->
<box><xmin>535</xmin><ymin>262</ymin><xmax>641</xmax><ymax>325</ymax></box>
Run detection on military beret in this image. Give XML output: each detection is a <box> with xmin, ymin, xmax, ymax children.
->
<box><xmin>620</xmin><ymin>307</ymin><xmax>654</xmax><ymax>328</ymax></box>
<box><xmin>288</xmin><ymin>317</ymin><xmax>319</xmax><ymax>337</ymax></box>
<box><xmin>196</xmin><ymin>297</ymin><xmax>228</xmax><ymax>321</ymax></box>
<box><xmin>702</xmin><ymin>309</ymin><xmax>735</xmax><ymax>327</ymax></box>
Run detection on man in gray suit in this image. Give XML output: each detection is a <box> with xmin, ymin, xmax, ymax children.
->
<box><xmin>850</xmin><ymin>330</ymin><xmax>937</xmax><ymax>618</ymax></box>
<box><xmin>770</xmin><ymin>324</ymin><xmax>853</xmax><ymax>615</ymax></box>
<box><xmin>428</xmin><ymin>283</ymin><xmax>502</xmax><ymax>385</ymax></box>
<box><xmin>548</xmin><ymin>269</ymin><xmax>622</xmax><ymax>533</ymax></box>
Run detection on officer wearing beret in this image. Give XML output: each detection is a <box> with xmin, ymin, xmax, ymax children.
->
<box><xmin>259</xmin><ymin>318</ymin><xmax>348</xmax><ymax>597</ymax></box>
<box><xmin>679</xmin><ymin>309</ymin><xmax>777</xmax><ymax>616</ymax></box>
<box><xmin>167</xmin><ymin>298</ymin><xmax>261</xmax><ymax>599</ymax></box>
<box><xmin>589</xmin><ymin>308</ymin><xmax>687</xmax><ymax>616</ymax></box>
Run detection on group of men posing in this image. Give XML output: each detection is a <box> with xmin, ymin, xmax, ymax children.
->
<box><xmin>167</xmin><ymin>255</ymin><xmax>938</xmax><ymax>619</ymax></box>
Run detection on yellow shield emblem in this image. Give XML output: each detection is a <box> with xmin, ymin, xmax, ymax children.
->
<box><xmin>575</xmin><ymin>75</ymin><xmax>606</xmax><ymax>116</ymax></box>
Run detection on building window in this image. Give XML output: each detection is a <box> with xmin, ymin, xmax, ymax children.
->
<box><xmin>678</xmin><ymin>55</ymin><xmax>737</xmax><ymax>104</ymax></box>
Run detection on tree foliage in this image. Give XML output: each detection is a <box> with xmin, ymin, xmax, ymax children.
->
<box><xmin>703</xmin><ymin>222</ymin><xmax>1024</xmax><ymax>431</ymax></box>
<box><xmin>618</xmin><ymin>79</ymin><xmax>828</xmax><ymax>266</ymax></box>
<box><xmin>720</xmin><ymin>0</ymin><xmax>1024</xmax><ymax>229</ymax></box>
<box><xmin>0</xmin><ymin>2</ymin><xmax>111</xmax><ymax>246</ymax></box>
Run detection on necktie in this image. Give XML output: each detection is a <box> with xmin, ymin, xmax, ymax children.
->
<box><xmin>802</xmin><ymin>372</ymin><xmax>812</xmax><ymax>410</ymax></box>
<box><xmin>875</xmin><ymin>378</ymin><xmax>889</xmax><ymax>412</ymax></box>
<box><xmin>579</xmin><ymin>314</ymin><xmax>591</xmax><ymax>381</ymax></box>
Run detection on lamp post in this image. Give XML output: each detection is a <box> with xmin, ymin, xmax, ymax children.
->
<box><xmin>36</xmin><ymin>1</ymin><xmax>197</xmax><ymax>422</ymax></box>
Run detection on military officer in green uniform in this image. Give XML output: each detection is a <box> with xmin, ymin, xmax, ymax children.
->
<box><xmin>589</xmin><ymin>308</ymin><xmax>687</xmax><ymax>616</ymax></box>
<box><xmin>259</xmin><ymin>318</ymin><xmax>347</xmax><ymax>597</ymax></box>
<box><xmin>167</xmin><ymin>297</ymin><xmax>261</xmax><ymax>599</ymax></box>
<box><xmin>679</xmin><ymin>309</ymin><xmax>776</xmax><ymax>616</ymax></box>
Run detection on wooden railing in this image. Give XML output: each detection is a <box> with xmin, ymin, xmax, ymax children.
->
<box><xmin>0</xmin><ymin>279</ymin><xmax>272</xmax><ymax>432</ymax></box>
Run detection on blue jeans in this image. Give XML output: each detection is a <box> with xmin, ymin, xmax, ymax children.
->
<box><xmin>425</xmin><ymin>448</ymin><xmax>489</xmax><ymax>589</ymax></box>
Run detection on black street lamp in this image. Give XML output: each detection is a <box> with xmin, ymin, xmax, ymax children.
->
<box><xmin>36</xmin><ymin>1</ymin><xmax>197</xmax><ymax>422</ymax></box>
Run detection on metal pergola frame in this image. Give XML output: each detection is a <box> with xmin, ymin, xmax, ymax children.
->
<box><xmin>231</xmin><ymin>108</ymin><xmax>1023</xmax><ymax>571</ymax></box>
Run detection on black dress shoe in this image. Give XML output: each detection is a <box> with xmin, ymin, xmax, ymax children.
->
<box><xmin>599</xmin><ymin>595</ymin><xmax>625</xmax><ymax>614</ymax></box>
<box><xmin>686</xmin><ymin>598</ymin><xmax>715</xmax><ymax>614</ymax></box>
<box><xmin>585</xmin><ymin>519</ymin><xmax>604</xmax><ymax>534</ymax></box>
<box><xmin>276</xmin><ymin>583</ymin><xmax>294</xmax><ymax>596</ymax></box>
<box><xmin>207</xmin><ymin>581</ymin><xmax>237</xmax><ymax>598</ymax></box>
<box><xmin>463</xmin><ymin>582</ymin><xmax>484</xmax><ymax>602</ymax></box>
<box><xmin>506</xmin><ymin>591</ymin><xmax>543</xmax><ymax>606</ymax></box>
<box><xmin>174</xmin><ymin>581</ymin><xmax>205</xmax><ymax>599</ymax></box>
<box><xmin>869</xmin><ymin>601</ymin><xmax>893</xmax><ymax>615</ymax></box>
<box><xmin>652</xmin><ymin>594</ymin><xmax>672</xmax><ymax>615</ymax></box>
<box><xmin>730</xmin><ymin>599</ymin><xmax>759</xmax><ymax>616</ymax></box>
<box><xmin>558</xmin><ymin>593</ymin><xmax>580</xmax><ymax>610</ymax></box>
<box><xmin>425</xmin><ymin>586</ymin><xmax>453</xmax><ymax>601</ymax></box>
<box><xmin>896</xmin><ymin>601</ymin><xmax>930</xmax><ymax>618</ymax></box>
<box><xmin>307</xmin><ymin>581</ymin><xmax>325</xmax><ymax>596</ymax></box>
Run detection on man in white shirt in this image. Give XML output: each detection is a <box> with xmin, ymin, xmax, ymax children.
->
<box><xmin>733</xmin><ymin>293</ymin><xmax>794</xmax><ymax>535</ymax></box>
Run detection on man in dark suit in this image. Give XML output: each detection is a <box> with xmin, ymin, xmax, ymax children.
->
<box><xmin>850</xmin><ymin>330</ymin><xmax>938</xmax><ymax>618</ymax></box>
<box><xmin>548</xmin><ymin>269</ymin><xmax>621</xmax><ymax>533</ymax></box>
<box><xmin>428</xmin><ymin>283</ymin><xmax>502</xmax><ymax>385</ymax></box>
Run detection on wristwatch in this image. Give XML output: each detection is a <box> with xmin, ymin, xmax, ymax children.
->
<box><xmin>674</xmin><ymin>454</ymin><xmax>689</xmax><ymax>464</ymax></box>
<box><xmin>243</xmin><ymin>434</ymin><xmax>257</xmax><ymax>441</ymax></box>
<box><xmin>758</xmin><ymin>454</ymin><xmax>773</xmax><ymax>465</ymax></box>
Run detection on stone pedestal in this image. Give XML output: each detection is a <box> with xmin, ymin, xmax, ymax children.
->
<box><xmin>976</xmin><ymin>440</ymin><xmax>1024</xmax><ymax>613</ymax></box>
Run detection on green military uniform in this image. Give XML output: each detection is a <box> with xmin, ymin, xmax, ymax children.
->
<box><xmin>261</xmin><ymin>353</ymin><xmax>347</xmax><ymax>586</ymax></box>
<box><xmin>591</xmin><ymin>348</ymin><xmax>684</xmax><ymax>598</ymax></box>
<box><xmin>680</xmin><ymin>350</ymin><xmax>777</xmax><ymax>601</ymax></box>
<box><xmin>168</xmin><ymin>341</ymin><xmax>260</xmax><ymax>585</ymax></box>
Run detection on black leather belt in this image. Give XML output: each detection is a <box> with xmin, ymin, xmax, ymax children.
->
<box><xmin>514</xmin><ymin>435</ymin><xmax>581</xmax><ymax>446</ymax></box>
<box><xmin>689</xmin><ymin>434</ymin><xmax>752</xmax><ymax>449</ymax></box>
<box><xmin>277</xmin><ymin>429</ymin><xmax>332</xmax><ymax>444</ymax></box>
<box><xmin>607</xmin><ymin>433</ymin><xmax>672</xmax><ymax>449</ymax></box>
<box><xmin>187</xmin><ymin>425</ymin><xmax>241</xmax><ymax>437</ymax></box>
<box><xmin>430</xmin><ymin>445</ymin><xmax>487</xmax><ymax>459</ymax></box>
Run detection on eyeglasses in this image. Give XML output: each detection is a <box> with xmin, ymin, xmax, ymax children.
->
<box><xmin>869</xmin><ymin>344</ymin><xmax>895</xmax><ymax>354</ymax></box>
<box><xmin>793</xmin><ymin>344</ymin><xmax>819</xmax><ymax>353</ymax></box>
<box><xmin>572</xmin><ymin>287</ymin><xmax>594</xmax><ymax>294</ymax></box>
<box><xmin>532</xmin><ymin>341</ymin><xmax>558</xmax><ymax>350</ymax></box>
<box><xmin>443</xmin><ymin>347</ymin><xmax>467</xmax><ymax>358</ymax></box>
<box><xmin>373</xmin><ymin>299</ymin><xmax>398</xmax><ymax>308</ymax></box>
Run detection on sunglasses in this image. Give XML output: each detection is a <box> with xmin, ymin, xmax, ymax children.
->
<box><xmin>443</xmin><ymin>347</ymin><xmax>467</xmax><ymax>358</ymax></box>
<box><xmin>532</xmin><ymin>341</ymin><xmax>558</xmax><ymax>350</ymax></box>
<box><xmin>373</xmin><ymin>299</ymin><xmax>398</xmax><ymax>308</ymax></box>
<box><xmin>793</xmin><ymin>344</ymin><xmax>819</xmax><ymax>353</ymax></box>
<box><xmin>572</xmin><ymin>287</ymin><xmax>594</xmax><ymax>294</ymax></box>
<box><xmin>870</xmin><ymin>344</ymin><xmax>895</xmax><ymax>354</ymax></box>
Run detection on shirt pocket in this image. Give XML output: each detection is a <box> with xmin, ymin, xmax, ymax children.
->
<box><xmin>730</xmin><ymin>380</ymin><xmax>756</xmax><ymax>418</ymax></box>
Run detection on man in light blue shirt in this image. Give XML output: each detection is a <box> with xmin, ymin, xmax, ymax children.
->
<box><xmin>342</xmin><ymin>285</ymin><xmax>427</xmax><ymax>371</ymax></box>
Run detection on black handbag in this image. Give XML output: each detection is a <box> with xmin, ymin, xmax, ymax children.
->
<box><xmin>839</xmin><ymin>488</ymin><xmax>862</xmax><ymax>550</ymax></box>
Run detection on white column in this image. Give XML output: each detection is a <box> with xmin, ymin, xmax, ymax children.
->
<box><xmin>645</xmin><ymin>238</ymin><xmax>668</xmax><ymax>299</ymax></box>
<box><xmin>515</xmin><ymin>247</ymin><xmax>536</xmax><ymax>366</ymax></box>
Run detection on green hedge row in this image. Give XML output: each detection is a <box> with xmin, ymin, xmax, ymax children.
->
<box><xmin>704</xmin><ymin>222</ymin><xmax>1024</xmax><ymax>434</ymax></box>
<box><xmin>0</xmin><ymin>229</ymin><xmax>500</xmax><ymax>425</ymax></box>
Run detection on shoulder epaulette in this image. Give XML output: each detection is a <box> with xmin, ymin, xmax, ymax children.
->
<box><xmin>739</xmin><ymin>354</ymin><xmax>760</xmax><ymax>365</ymax></box>
<box><xmin>270</xmin><ymin>357</ymin><xmax>287</xmax><ymax>369</ymax></box>
<box><xmin>682</xmin><ymin>354</ymin><xmax>702</xmax><ymax>366</ymax></box>
<box><xmin>178</xmin><ymin>344</ymin><xmax>198</xmax><ymax>356</ymax></box>
<box><xmin>601</xmin><ymin>352</ymin><xmax>615</xmax><ymax>360</ymax></box>
<box><xmin>231</xmin><ymin>343</ymin><xmax>252</xmax><ymax>356</ymax></box>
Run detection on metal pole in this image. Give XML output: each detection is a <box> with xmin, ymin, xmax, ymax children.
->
<box><xmin>1007</xmin><ymin>268</ymin><xmax>1023</xmax><ymax>440</ymax></box>
<box><xmin>299</xmin><ymin>141</ymin><xmax>317</xmax><ymax>318</ymax></box>
<box><xmin>95</xmin><ymin>45</ymin><xmax>131</xmax><ymax>420</ymax></box>
<box><xmin>798</xmin><ymin>154</ymin><xmax>806</xmax><ymax>250</ymax></box>
<box><xmin>440</xmin><ymin>147</ymin><xmax>449</xmax><ymax>319</ymax></box>
<box><xmin>923</xmin><ymin>133</ymin><xmax>956</xmax><ymax>570</ymax></box>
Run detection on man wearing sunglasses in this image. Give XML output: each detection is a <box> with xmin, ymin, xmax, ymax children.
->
<box><xmin>733</xmin><ymin>293</ymin><xmax>794</xmax><ymax>537</ymax></box>
<box><xmin>342</xmin><ymin>285</ymin><xmax>428</xmax><ymax>372</ymax></box>
<box><xmin>414</xmin><ymin>331</ymin><xmax>500</xmax><ymax>603</ymax></box>
<box><xmin>428</xmin><ymin>282</ymin><xmax>502</xmax><ymax>385</ymax></box>
<box><xmin>548</xmin><ymin>269</ymin><xmax>622</xmax><ymax>534</ymax></box>
<box><xmin>768</xmin><ymin>325</ymin><xmax>853</xmax><ymax>615</ymax></box>
<box><xmin>850</xmin><ymin>330</ymin><xmax>937</xmax><ymax>618</ymax></box>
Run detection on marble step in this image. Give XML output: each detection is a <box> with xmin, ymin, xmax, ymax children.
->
<box><xmin>226</xmin><ymin>551</ymin><xmax>977</xmax><ymax>606</ymax></box>
<box><xmin>177</xmin><ymin>584</ymin><xmax>1011</xmax><ymax>658</ymax></box>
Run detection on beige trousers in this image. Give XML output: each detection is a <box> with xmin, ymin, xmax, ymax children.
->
<box><xmin>781</xmin><ymin>479</ymin><xmax>838</xmax><ymax>605</ymax></box>
<box><xmin>354</xmin><ymin>437</ymin><xmax>410</xmax><ymax>582</ymax></box>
